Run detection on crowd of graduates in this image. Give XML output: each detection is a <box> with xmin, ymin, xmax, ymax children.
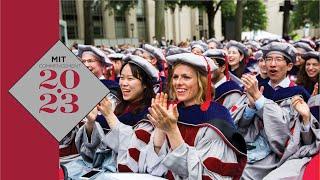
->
<box><xmin>59</xmin><ymin>36</ymin><xmax>320</xmax><ymax>180</ymax></box>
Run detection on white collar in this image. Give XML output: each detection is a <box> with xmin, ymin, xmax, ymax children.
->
<box><xmin>214</xmin><ymin>76</ymin><xmax>227</xmax><ymax>88</ymax></box>
<box><xmin>99</xmin><ymin>76</ymin><xmax>106</xmax><ymax>80</ymax></box>
<box><xmin>268</xmin><ymin>76</ymin><xmax>291</xmax><ymax>90</ymax></box>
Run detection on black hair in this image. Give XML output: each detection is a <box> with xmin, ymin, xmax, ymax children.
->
<box><xmin>214</xmin><ymin>58</ymin><xmax>226</xmax><ymax>67</ymax></box>
<box><xmin>115</xmin><ymin>62</ymin><xmax>156</xmax><ymax>115</ymax></box>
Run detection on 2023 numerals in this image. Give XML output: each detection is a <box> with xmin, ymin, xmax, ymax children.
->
<box><xmin>39</xmin><ymin>69</ymin><xmax>80</xmax><ymax>113</ymax></box>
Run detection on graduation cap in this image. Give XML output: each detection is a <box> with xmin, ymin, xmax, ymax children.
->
<box><xmin>260</xmin><ymin>42</ymin><xmax>297</xmax><ymax>63</ymax></box>
<box><xmin>226</xmin><ymin>40</ymin><xmax>249</xmax><ymax>58</ymax></box>
<box><xmin>298</xmin><ymin>39</ymin><xmax>316</xmax><ymax>49</ymax></box>
<box><xmin>165</xmin><ymin>46</ymin><xmax>190</xmax><ymax>56</ymax></box>
<box><xmin>204</xmin><ymin>49</ymin><xmax>230</xmax><ymax>80</ymax></box>
<box><xmin>78</xmin><ymin>44</ymin><xmax>113</xmax><ymax>66</ymax></box>
<box><xmin>261</xmin><ymin>37</ymin><xmax>282</xmax><ymax>46</ymax></box>
<box><xmin>101</xmin><ymin>47</ymin><xmax>116</xmax><ymax>55</ymax></box>
<box><xmin>207</xmin><ymin>38</ymin><xmax>223</xmax><ymax>49</ymax></box>
<box><xmin>122</xmin><ymin>47</ymin><xmax>136</xmax><ymax>55</ymax></box>
<box><xmin>190</xmin><ymin>40</ymin><xmax>208</xmax><ymax>53</ymax></box>
<box><xmin>108</xmin><ymin>53</ymin><xmax>125</xmax><ymax>60</ymax></box>
<box><xmin>254</xmin><ymin>50</ymin><xmax>263</xmax><ymax>60</ymax></box>
<box><xmin>293</xmin><ymin>42</ymin><xmax>314</xmax><ymax>52</ymax></box>
<box><xmin>244</xmin><ymin>41</ymin><xmax>261</xmax><ymax>52</ymax></box>
<box><xmin>166</xmin><ymin>53</ymin><xmax>218</xmax><ymax>111</ymax></box>
<box><xmin>302</xmin><ymin>51</ymin><xmax>320</xmax><ymax>61</ymax></box>
<box><xmin>123</xmin><ymin>55</ymin><xmax>160</xmax><ymax>93</ymax></box>
<box><xmin>143</xmin><ymin>44</ymin><xmax>166</xmax><ymax>62</ymax></box>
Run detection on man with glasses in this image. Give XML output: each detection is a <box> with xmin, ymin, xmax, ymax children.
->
<box><xmin>231</xmin><ymin>42</ymin><xmax>320</xmax><ymax>179</ymax></box>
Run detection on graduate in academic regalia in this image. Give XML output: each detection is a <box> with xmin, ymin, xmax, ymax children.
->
<box><xmin>142</xmin><ymin>53</ymin><xmax>247</xmax><ymax>179</ymax></box>
<box><xmin>204</xmin><ymin>49</ymin><xmax>243</xmax><ymax>110</ymax></box>
<box><xmin>107</xmin><ymin>53</ymin><xmax>125</xmax><ymax>83</ymax></box>
<box><xmin>289</xmin><ymin>40</ymin><xmax>315</xmax><ymax>82</ymax></box>
<box><xmin>75</xmin><ymin>54</ymin><xmax>160</xmax><ymax>163</ymax></box>
<box><xmin>296</xmin><ymin>51</ymin><xmax>320</xmax><ymax>95</ymax></box>
<box><xmin>226</xmin><ymin>40</ymin><xmax>249</xmax><ymax>79</ymax></box>
<box><xmin>77</xmin><ymin>44</ymin><xmax>113</xmax><ymax>80</ymax></box>
<box><xmin>87</xmin><ymin>53</ymin><xmax>247</xmax><ymax>179</ymax></box>
<box><xmin>231</xmin><ymin>42</ymin><xmax>320</xmax><ymax>180</ymax></box>
<box><xmin>190</xmin><ymin>40</ymin><xmax>208</xmax><ymax>55</ymax></box>
<box><xmin>207</xmin><ymin>38</ymin><xmax>223</xmax><ymax>49</ymax></box>
<box><xmin>59</xmin><ymin>45</ymin><xmax>114</xmax><ymax>157</ymax></box>
<box><xmin>132</xmin><ymin>45</ymin><xmax>167</xmax><ymax>91</ymax></box>
<box><xmin>254</xmin><ymin>51</ymin><xmax>270</xmax><ymax>86</ymax></box>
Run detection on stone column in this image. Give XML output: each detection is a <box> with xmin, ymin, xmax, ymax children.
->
<box><xmin>75</xmin><ymin>0</ymin><xmax>84</xmax><ymax>39</ymax></box>
<box><xmin>126</xmin><ymin>7</ymin><xmax>138</xmax><ymax>38</ymax></box>
<box><xmin>145</xmin><ymin>0</ymin><xmax>155</xmax><ymax>43</ymax></box>
<box><xmin>101</xmin><ymin>1</ymin><xmax>116</xmax><ymax>39</ymax></box>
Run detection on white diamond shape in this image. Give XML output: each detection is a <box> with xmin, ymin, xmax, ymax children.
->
<box><xmin>9</xmin><ymin>40</ymin><xmax>109</xmax><ymax>141</ymax></box>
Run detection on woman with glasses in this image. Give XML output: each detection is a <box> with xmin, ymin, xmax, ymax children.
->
<box><xmin>77</xmin><ymin>45</ymin><xmax>113</xmax><ymax>80</ymax></box>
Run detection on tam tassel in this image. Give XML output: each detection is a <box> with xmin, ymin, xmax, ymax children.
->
<box><xmin>200</xmin><ymin>56</ymin><xmax>212</xmax><ymax>111</ymax></box>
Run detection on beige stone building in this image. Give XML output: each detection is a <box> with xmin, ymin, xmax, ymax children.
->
<box><xmin>264</xmin><ymin>0</ymin><xmax>319</xmax><ymax>39</ymax></box>
<box><xmin>59</xmin><ymin>0</ymin><xmax>222</xmax><ymax>47</ymax></box>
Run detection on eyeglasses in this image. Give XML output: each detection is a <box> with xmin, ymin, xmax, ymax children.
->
<box><xmin>81</xmin><ymin>59</ymin><xmax>98</xmax><ymax>64</ymax></box>
<box><xmin>265</xmin><ymin>57</ymin><xmax>286</xmax><ymax>64</ymax></box>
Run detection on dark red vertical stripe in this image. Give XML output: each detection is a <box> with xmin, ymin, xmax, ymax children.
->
<box><xmin>178</xmin><ymin>124</ymin><xmax>200</xmax><ymax>146</ymax></box>
<box><xmin>1</xmin><ymin>0</ymin><xmax>59</xmax><ymax>179</ymax></box>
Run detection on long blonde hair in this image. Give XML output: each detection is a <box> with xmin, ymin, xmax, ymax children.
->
<box><xmin>168</xmin><ymin>62</ymin><xmax>214</xmax><ymax>104</ymax></box>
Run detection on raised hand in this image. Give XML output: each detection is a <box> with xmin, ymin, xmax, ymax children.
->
<box><xmin>97</xmin><ymin>97</ymin><xmax>114</xmax><ymax>117</ymax></box>
<box><xmin>87</xmin><ymin>106</ymin><xmax>98</xmax><ymax>123</ymax></box>
<box><xmin>312</xmin><ymin>83</ymin><xmax>319</xmax><ymax>96</ymax></box>
<box><xmin>152</xmin><ymin>92</ymin><xmax>168</xmax><ymax>108</ymax></box>
<box><xmin>85</xmin><ymin>106</ymin><xmax>99</xmax><ymax>138</ymax></box>
<box><xmin>147</xmin><ymin>102</ymin><xmax>179</xmax><ymax>133</ymax></box>
<box><xmin>147</xmin><ymin>102</ymin><xmax>183</xmax><ymax>151</ymax></box>
<box><xmin>292</xmin><ymin>96</ymin><xmax>311</xmax><ymax>125</ymax></box>
<box><xmin>242</xmin><ymin>73</ymin><xmax>264</xmax><ymax>105</ymax></box>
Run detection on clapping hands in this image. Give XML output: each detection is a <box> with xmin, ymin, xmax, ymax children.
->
<box><xmin>147</xmin><ymin>93</ymin><xmax>179</xmax><ymax>133</ymax></box>
<box><xmin>292</xmin><ymin>95</ymin><xmax>311</xmax><ymax>125</ymax></box>
<box><xmin>241</xmin><ymin>73</ymin><xmax>263</xmax><ymax>107</ymax></box>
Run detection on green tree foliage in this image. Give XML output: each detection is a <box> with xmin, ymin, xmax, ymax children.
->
<box><xmin>164</xmin><ymin>0</ymin><xmax>222</xmax><ymax>38</ymax></box>
<box><xmin>243</xmin><ymin>0</ymin><xmax>267</xmax><ymax>31</ymax></box>
<box><xmin>221</xmin><ymin>0</ymin><xmax>267</xmax><ymax>40</ymax></box>
<box><xmin>105</xmin><ymin>0</ymin><xmax>138</xmax><ymax>14</ymax></box>
<box><xmin>292</xmin><ymin>0</ymin><xmax>320</xmax><ymax>28</ymax></box>
<box><xmin>221</xmin><ymin>0</ymin><xmax>236</xmax><ymax>20</ymax></box>
<box><xmin>221</xmin><ymin>0</ymin><xmax>235</xmax><ymax>39</ymax></box>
